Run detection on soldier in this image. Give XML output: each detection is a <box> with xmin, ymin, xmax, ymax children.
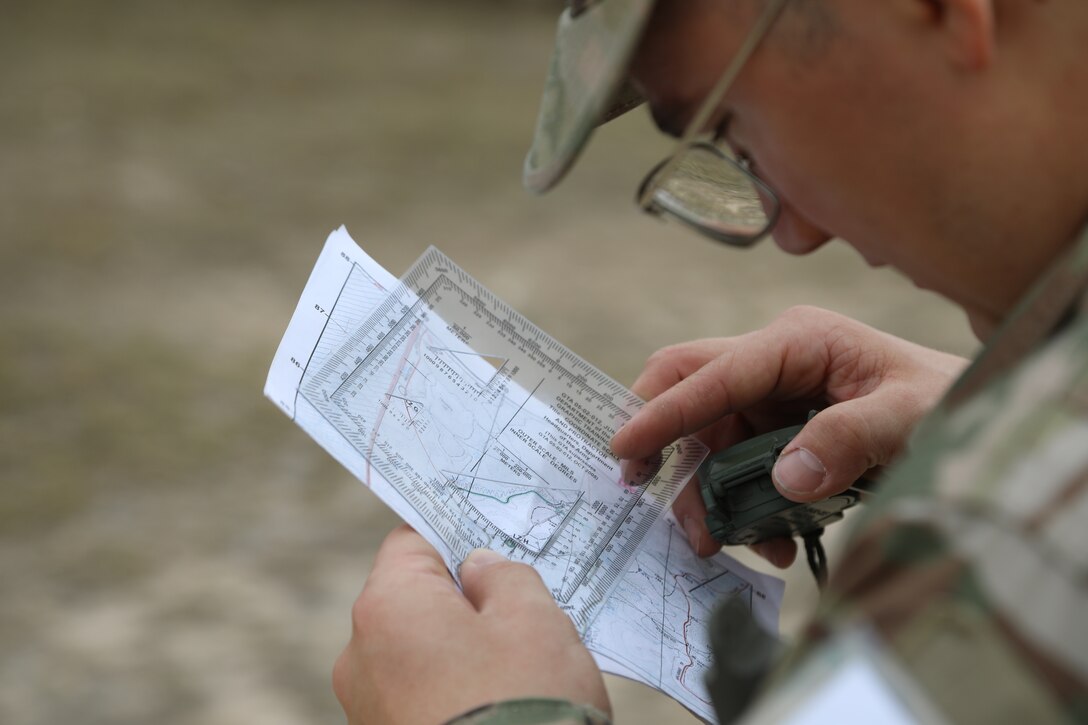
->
<box><xmin>333</xmin><ymin>1</ymin><xmax>1088</xmax><ymax>722</ymax></box>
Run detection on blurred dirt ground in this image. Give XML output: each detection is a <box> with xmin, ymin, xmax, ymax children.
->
<box><xmin>0</xmin><ymin>1</ymin><xmax>976</xmax><ymax>723</ymax></box>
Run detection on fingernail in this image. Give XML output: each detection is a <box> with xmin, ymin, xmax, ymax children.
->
<box><xmin>682</xmin><ymin>516</ymin><xmax>702</xmax><ymax>553</ymax></box>
<box><xmin>460</xmin><ymin>548</ymin><xmax>506</xmax><ymax>574</ymax></box>
<box><xmin>773</xmin><ymin>448</ymin><xmax>826</xmax><ymax>495</ymax></box>
<box><xmin>619</xmin><ymin>453</ymin><xmax>663</xmax><ymax>490</ymax></box>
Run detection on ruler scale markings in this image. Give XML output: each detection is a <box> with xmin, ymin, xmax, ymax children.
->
<box><xmin>299</xmin><ymin>247</ymin><xmax>705</xmax><ymax>629</ymax></box>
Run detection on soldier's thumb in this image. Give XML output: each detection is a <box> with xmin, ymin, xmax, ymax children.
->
<box><xmin>459</xmin><ymin>548</ymin><xmax>553</xmax><ymax>614</ymax></box>
<box><xmin>770</xmin><ymin>401</ymin><xmax>899</xmax><ymax>502</ymax></box>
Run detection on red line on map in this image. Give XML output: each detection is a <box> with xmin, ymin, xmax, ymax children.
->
<box><xmin>365</xmin><ymin>323</ymin><xmax>424</xmax><ymax>487</ymax></box>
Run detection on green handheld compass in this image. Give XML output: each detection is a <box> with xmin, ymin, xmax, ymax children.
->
<box><xmin>697</xmin><ymin>415</ymin><xmax>870</xmax><ymax>587</ymax></box>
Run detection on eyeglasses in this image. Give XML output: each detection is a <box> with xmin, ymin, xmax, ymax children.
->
<box><xmin>636</xmin><ymin>0</ymin><xmax>789</xmax><ymax>247</ymax></box>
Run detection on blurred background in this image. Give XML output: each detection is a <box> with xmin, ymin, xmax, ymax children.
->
<box><xmin>0</xmin><ymin>1</ymin><xmax>977</xmax><ymax>723</ymax></box>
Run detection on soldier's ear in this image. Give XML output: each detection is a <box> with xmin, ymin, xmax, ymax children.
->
<box><xmin>918</xmin><ymin>0</ymin><xmax>996</xmax><ymax>70</ymax></box>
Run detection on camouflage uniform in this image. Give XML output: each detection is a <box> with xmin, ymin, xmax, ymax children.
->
<box><xmin>447</xmin><ymin>699</ymin><xmax>610</xmax><ymax>725</ymax></box>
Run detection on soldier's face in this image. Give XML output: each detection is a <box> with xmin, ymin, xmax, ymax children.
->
<box><xmin>627</xmin><ymin>0</ymin><xmax>1046</xmax><ymax>337</ymax></box>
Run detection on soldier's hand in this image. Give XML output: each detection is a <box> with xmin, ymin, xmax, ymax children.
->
<box><xmin>333</xmin><ymin>525</ymin><xmax>610</xmax><ymax>725</ymax></box>
<box><xmin>610</xmin><ymin>306</ymin><xmax>966</xmax><ymax>567</ymax></box>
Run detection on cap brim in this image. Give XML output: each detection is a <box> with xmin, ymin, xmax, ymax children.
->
<box><xmin>523</xmin><ymin>0</ymin><xmax>654</xmax><ymax>194</ymax></box>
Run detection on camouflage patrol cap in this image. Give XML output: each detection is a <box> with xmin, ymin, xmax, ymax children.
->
<box><xmin>523</xmin><ymin>0</ymin><xmax>655</xmax><ymax>194</ymax></box>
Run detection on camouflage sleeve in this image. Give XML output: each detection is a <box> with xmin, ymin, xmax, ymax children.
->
<box><xmin>443</xmin><ymin>699</ymin><xmax>611</xmax><ymax>725</ymax></box>
<box><xmin>767</xmin><ymin>313</ymin><xmax>1088</xmax><ymax>723</ymax></box>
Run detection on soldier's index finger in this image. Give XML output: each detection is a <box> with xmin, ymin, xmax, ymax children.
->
<box><xmin>613</xmin><ymin>333</ymin><xmax>822</xmax><ymax>460</ymax></box>
<box><xmin>630</xmin><ymin>339</ymin><xmax>732</xmax><ymax>401</ymax></box>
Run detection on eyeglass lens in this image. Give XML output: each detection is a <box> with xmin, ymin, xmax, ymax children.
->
<box><xmin>642</xmin><ymin>144</ymin><xmax>776</xmax><ymax>244</ymax></box>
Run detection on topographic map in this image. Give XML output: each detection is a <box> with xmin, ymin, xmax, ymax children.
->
<box><xmin>266</xmin><ymin>228</ymin><xmax>783</xmax><ymax>721</ymax></box>
<box><xmin>588</xmin><ymin>516</ymin><xmax>783</xmax><ymax>717</ymax></box>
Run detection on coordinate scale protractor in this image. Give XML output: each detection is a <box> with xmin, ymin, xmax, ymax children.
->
<box><xmin>300</xmin><ymin>246</ymin><xmax>708</xmax><ymax>629</ymax></box>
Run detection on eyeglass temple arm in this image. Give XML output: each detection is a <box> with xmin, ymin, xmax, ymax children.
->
<box><xmin>638</xmin><ymin>0</ymin><xmax>790</xmax><ymax>208</ymax></box>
